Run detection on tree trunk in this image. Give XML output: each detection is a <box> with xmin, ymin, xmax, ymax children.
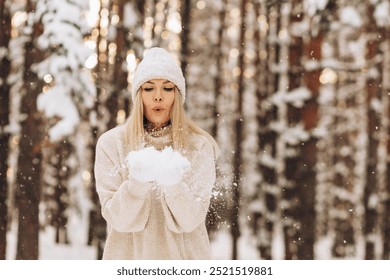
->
<box><xmin>364</xmin><ymin>33</ymin><xmax>381</xmax><ymax>260</ymax></box>
<box><xmin>87</xmin><ymin>0</ymin><xmax>113</xmax><ymax>259</ymax></box>
<box><xmin>106</xmin><ymin>0</ymin><xmax>128</xmax><ymax>130</ymax></box>
<box><xmin>382</xmin><ymin>28</ymin><xmax>390</xmax><ymax>260</ymax></box>
<box><xmin>230</xmin><ymin>0</ymin><xmax>247</xmax><ymax>260</ymax></box>
<box><xmin>15</xmin><ymin>0</ymin><xmax>45</xmax><ymax>259</ymax></box>
<box><xmin>256</xmin><ymin>2</ymin><xmax>279</xmax><ymax>260</ymax></box>
<box><xmin>0</xmin><ymin>0</ymin><xmax>11</xmax><ymax>260</ymax></box>
<box><xmin>363</xmin><ymin>4</ymin><xmax>388</xmax><ymax>259</ymax></box>
<box><xmin>330</xmin><ymin>26</ymin><xmax>367</xmax><ymax>259</ymax></box>
<box><xmin>206</xmin><ymin>0</ymin><xmax>227</xmax><ymax>237</ymax></box>
<box><xmin>295</xmin><ymin>33</ymin><xmax>321</xmax><ymax>260</ymax></box>
<box><xmin>42</xmin><ymin>141</ymin><xmax>72</xmax><ymax>244</ymax></box>
<box><xmin>180</xmin><ymin>0</ymin><xmax>191</xmax><ymax>77</ymax></box>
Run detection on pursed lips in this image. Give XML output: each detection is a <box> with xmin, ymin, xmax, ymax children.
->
<box><xmin>152</xmin><ymin>106</ymin><xmax>164</xmax><ymax>112</ymax></box>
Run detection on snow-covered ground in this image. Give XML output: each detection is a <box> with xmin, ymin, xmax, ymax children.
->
<box><xmin>6</xmin><ymin>223</ymin><xmax>259</xmax><ymax>260</ymax></box>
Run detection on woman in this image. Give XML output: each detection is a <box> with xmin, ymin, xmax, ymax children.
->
<box><xmin>94</xmin><ymin>47</ymin><xmax>219</xmax><ymax>259</ymax></box>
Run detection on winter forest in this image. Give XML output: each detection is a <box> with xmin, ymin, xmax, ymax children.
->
<box><xmin>0</xmin><ymin>0</ymin><xmax>390</xmax><ymax>260</ymax></box>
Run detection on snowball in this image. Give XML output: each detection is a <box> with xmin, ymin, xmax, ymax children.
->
<box><xmin>126</xmin><ymin>146</ymin><xmax>191</xmax><ymax>186</ymax></box>
<box><xmin>126</xmin><ymin>146</ymin><xmax>161</xmax><ymax>182</ymax></box>
<box><xmin>156</xmin><ymin>147</ymin><xmax>191</xmax><ymax>186</ymax></box>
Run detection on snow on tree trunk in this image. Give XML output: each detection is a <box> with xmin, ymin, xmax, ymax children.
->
<box><xmin>0</xmin><ymin>0</ymin><xmax>12</xmax><ymax>260</ymax></box>
<box><xmin>276</xmin><ymin>2</ymin><xmax>298</xmax><ymax>260</ymax></box>
<box><xmin>246</xmin><ymin>0</ymin><xmax>269</xmax><ymax>260</ymax></box>
<box><xmin>252</xmin><ymin>1</ymin><xmax>281</xmax><ymax>260</ymax></box>
<box><xmin>313</xmin><ymin>21</ymin><xmax>338</xmax><ymax>261</ymax></box>
<box><xmin>327</xmin><ymin>3</ymin><xmax>367</xmax><ymax>259</ymax></box>
<box><xmin>284</xmin><ymin>0</ymin><xmax>318</xmax><ymax>259</ymax></box>
<box><xmin>363</xmin><ymin>3</ymin><xmax>385</xmax><ymax>259</ymax></box>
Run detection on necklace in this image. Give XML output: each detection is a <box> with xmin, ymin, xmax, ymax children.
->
<box><xmin>144</xmin><ymin>121</ymin><xmax>171</xmax><ymax>135</ymax></box>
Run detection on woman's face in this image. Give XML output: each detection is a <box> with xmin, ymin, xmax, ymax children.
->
<box><xmin>141</xmin><ymin>79</ymin><xmax>176</xmax><ymax>128</ymax></box>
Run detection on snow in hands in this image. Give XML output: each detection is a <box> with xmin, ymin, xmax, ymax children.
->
<box><xmin>126</xmin><ymin>146</ymin><xmax>191</xmax><ymax>186</ymax></box>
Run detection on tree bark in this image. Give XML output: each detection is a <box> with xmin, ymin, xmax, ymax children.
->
<box><xmin>0</xmin><ymin>0</ymin><xmax>12</xmax><ymax>260</ymax></box>
<box><xmin>180</xmin><ymin>0</ymin><xmax>191</xmax><ymax>78</ymax></box>
<box><xmin>15</xmin><ymin>0</ymin><xmax>45</xmax><ymax>260</ymax></box>
<box><xmin>295</xmin><ymin>33</ymin><xmax>321</xmax><ymax>260</ymax></box>
<box><xmin>382</xmin><ymin>28</ymin><xmax>390</xmax><ymax>260</ymax></box>
<box><xmin>230</xmin><ymin>0</ymin><xmax>247</xmax><ymax>260</ymax></box>
<box><xmin>256</xmin><ymin>2</ymin><xmax>279</xmax><ymax>260</ymax></box>
<box><xmin>106</xmin><ymin>0</ymin><xmax>128</xmax><ymax>130</ymax></box>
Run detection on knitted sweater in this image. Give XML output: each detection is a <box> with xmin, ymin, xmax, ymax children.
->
<box><xmin>94</xmin><ymin>124</ymin><xmax>217</xmax><ymax>259</ymax></box>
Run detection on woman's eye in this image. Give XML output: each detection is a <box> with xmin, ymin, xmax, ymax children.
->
<box><xmin>163</xmin><ymin>87</ymin><xmax>174</xmax><ymax>92</ymax></box>
<box><xmin>143</xmin><ymin>87</ymin><xmax>154</xmax><ymax>92</ymax></box>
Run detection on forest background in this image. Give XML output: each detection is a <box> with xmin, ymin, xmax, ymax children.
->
<box><xmin>0</xmin><ymin>0</ymin><xmax>390</xmax><ymax>260</ymax></box>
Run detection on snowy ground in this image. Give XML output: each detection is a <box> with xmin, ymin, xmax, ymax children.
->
<box><xmin>6</xmin><ymin>224</ymin><xmax>259</xmax><ymax>260</ymax></box>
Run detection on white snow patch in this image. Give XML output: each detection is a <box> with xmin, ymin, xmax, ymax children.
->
<box><xmin>303</xmin><ymin>0</ymin><xmax>328</xmax><ymax>17</ymax></box>
<box><xmin>126</xmin><ymin>146</ymin><xmax>191</xmax><ymax>186</ymax></box>
<box><xmin>339</xmin><ymin>7</ymin><xmax>363</xmax><ymax>28</ymax></box>
<box><xmin>374</xmin><ymin>1</ymin><xmax>390</xmax><ymax>27</ymax></box>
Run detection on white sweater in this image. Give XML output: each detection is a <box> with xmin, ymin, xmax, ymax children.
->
<box><xmin>94</xmin><ymin>124</ymin><xmax>217</xmax><ymax>259</ymax></box>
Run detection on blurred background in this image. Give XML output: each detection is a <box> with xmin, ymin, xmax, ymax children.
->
<box><xmin>0</xmin><ymin>0</ymin><xmax>389</xmax><ymax>260</ymax></box>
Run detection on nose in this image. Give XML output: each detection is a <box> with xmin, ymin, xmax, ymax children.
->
<box><xmin>154</xmin><ymin>89</ymin><xmax>163</xmax><ymax>103</ymax></box>
<box><xmin>154</xmin><ymin>96</ymin><xmax>163</xmax><ymax>102</ymax></box>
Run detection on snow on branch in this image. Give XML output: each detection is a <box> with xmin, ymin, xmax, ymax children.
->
<box><xmin>270</xmin><ymin>86</ymin><xmax>311</xmax><ymax>108</ymax></box>
<box><xmin>270</xmin><ymin>121</ymin><xmax>310</xmax><ymax>146</ymax></box>
<box><xmin>339</xmin><ymin>6</ymin><xmax>363</xmax><ymax>28</ymax></box>
<box><xmin>374</xmin><ymin>1</ymin><xmax>390</xmax><ymax>27</ymax></box>
<box><xmin>37</xmin><ymin>85</ymin><xmax>80</xmax><ymax>141</ymax></box>
<box><xmin>32</xmin><ymin>0</ymin><xmax>96</xmax><ymax>142</ymax></box>
<box><xmin>303</xmin><ymin>0</ymin><xmax>329</xmax><ymax>17</ymax></box>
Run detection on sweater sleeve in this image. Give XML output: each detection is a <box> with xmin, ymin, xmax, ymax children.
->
<box><xmin>160</xmin><ymin>138</ymin><xmax>216</xmax><ymax>233</ymax></box>
<box><xmin>94</xmin><ymin>135</ymin><xmax>152</xmax><ymax>233</ymax></box>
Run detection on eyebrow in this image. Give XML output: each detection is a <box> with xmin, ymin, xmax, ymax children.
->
<box><xmin>144</xmin><ymin>80</ymin><xmax>173</xmax><ymax>85</ymax></box>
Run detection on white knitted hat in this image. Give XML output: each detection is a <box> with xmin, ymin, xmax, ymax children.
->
<box><xmin>131</xmin><ymin>47</ymin><xmax>186</xmax><ymax>103</ymax></box>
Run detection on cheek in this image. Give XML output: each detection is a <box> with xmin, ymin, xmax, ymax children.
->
<box><xmin>141</xmin><ymin>95</ymin><xmax>152</xmax><ymax>110</ymax></box>
<box><xmin>166</xmin><ymin>93</ymin><xmax>176</xmax><ymax>108</ymax></box>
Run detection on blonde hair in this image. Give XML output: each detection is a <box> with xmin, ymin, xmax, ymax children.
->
<box><xmin>125</xmin><ymin>87</ymin><xmax>219</xmax><ymax>158</ymax></box>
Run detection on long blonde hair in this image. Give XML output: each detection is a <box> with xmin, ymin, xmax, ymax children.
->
<box><xmin>125</xmin><ymin>88</ymin><xmax>219</xmax><ymax>158</ymax></box>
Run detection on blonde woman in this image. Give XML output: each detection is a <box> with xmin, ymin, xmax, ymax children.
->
<box><xmin>94</xmin><ymin>47</ymin><xmax>219</xmax><ymax>259</ymax></box>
